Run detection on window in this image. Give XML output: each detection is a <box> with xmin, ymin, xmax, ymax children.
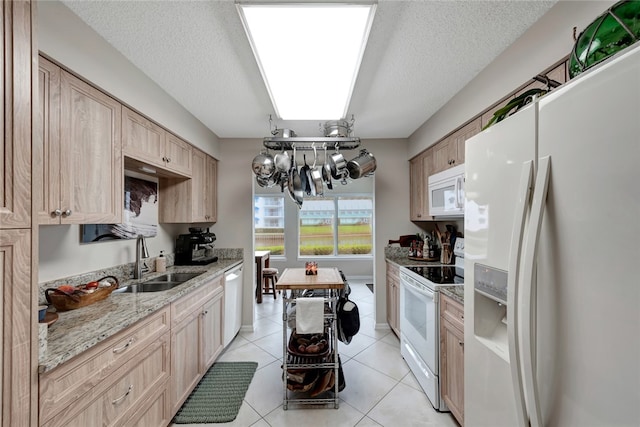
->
<box><xmin>254</xmin><ymin>195</ymin><xmax>285</xmax><ymax>255</ymax></box>
<box><xmin>299</xmin><ymin>196</ymin><xmax>373</xmax><ymax>256</ymax></box>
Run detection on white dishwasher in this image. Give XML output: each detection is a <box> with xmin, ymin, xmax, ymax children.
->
<box><xmin>223</xmin><ymin>264</ymin><xmax>243</xmax><ymax>347</ymax></box>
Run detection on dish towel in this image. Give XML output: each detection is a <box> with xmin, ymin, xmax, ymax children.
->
<box><xmin>295</xmin><ymin>297</ymin><xmax>324</xmax><ymax>334</ymax></box>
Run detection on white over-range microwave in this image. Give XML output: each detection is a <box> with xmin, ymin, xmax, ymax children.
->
<box><xmin>428</xmin><ymin>163</ymin><xmax>465</xmax><ymax>217</ymax></box>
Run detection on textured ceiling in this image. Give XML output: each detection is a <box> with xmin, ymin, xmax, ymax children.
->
<box><xmin>61</xmin><ymin>0</ymin><xmax>556</xmax><ymax>139</ymax></box>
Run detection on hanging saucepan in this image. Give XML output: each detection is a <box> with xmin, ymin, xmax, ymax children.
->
<box><xmin>251</xmin><ymin>150</ymin><xmax>275</xmax><ymax>179</ymax></box>
<box><xmin>308</xmin><ymin>145</ymin><xmax>323</xmax><ymax>197</ymax></box>
<box><xmin>328</xmin><ymin>148</ymin><xmax>348</xmax><ymax>181</ymax></box>
<box><xmin>271</xmin><ymin>128</ymin><xmax>297</xmax><ymax>138</ymax></box>
<box><xmin>322</xmin><ymin>120</ymin><xmax>351</xmax><ymax>137</ymax></box>
<box><xmin>273</xmin><ymin>148</ymin><xmax>291</xmax><ymax>173</ymax></box>
<box><xmin>300</xmin><ymin>154</ymin><xmax>312</xmax><ymax>196</ymax></box>
<box><xmin>347</xmin><ymin>149</ymin><xmax>377</xmax><ymax>179</ymax></box>
<box><xmin>287</xmin><ymin>146</ymin><xmax>304</xmax><ymax>208</ymax></box>
<box><xmin>322</xmin><ymin>145</ymin><xmax>333</xmax><ymax>190</ymax></box>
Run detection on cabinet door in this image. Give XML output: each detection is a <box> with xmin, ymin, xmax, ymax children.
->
<box><xmin>453</xmin><ymin>118</ymin><xmax>481</xmax><ymax>165</ymax></box>
<box><xmin>440</xmin><ymin>319</ymin><xmax>464</xmax><ymax>425</ymax></box>
<box><xmin>122</xmin><ymin>106</ymin><xmax>166</xmax><ymax>169</ymax></box>
<box><xmin>200</xmin><ymin>287</ymin><xmax>224</xmax><ymax>371</ymax></box>
<box><xmin>410</xmin><ymin>149</ymin><xmax>432</xmax><ymax>221</ymax></box>
<box><xmin>59</xmin><ymin>71</ymin><xmax>122</xmax><ymax>224</ymax></box>
<box><xmin>165</xmin><ymin>133</ymin><xmax>192</xmax><ymax>177</ymax></box>
<box><xmin>432</xmin><ymin>138</ymin><xmax>455</xmax><ymax>174</ymax></box>
<box><xmin>385</xmin><ymin>261</ymin><xmax>400</xmax><ymax>336</ymax></box>
<box><xmin>190</xmin><ymin>148</ymin><xmax>207</xmax><ymax>222</ymax></box>
<box><xmin>0</xmin><ymin>229</ymin><xmax>32</xmax><ymax>426</ymax></box>
<box><xmin>205</xmin><ymin>155</ymin><xmax>218</xmax><ymax>222</ymax></box>
<box><xmin>36</xmin><ymin>57</ymin><xmax>61</xmax><ymax>224</ymax></box>
<box><xmin>170</xmin><ymin>311</ymin><xmax>201</xmax><ymax>414</ymax></box>
<box><xmin>1</xmin><ymin>1</ymin><xmax>32</xmax><ymax>229</ymax></box>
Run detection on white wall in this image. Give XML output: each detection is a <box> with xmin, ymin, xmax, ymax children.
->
<box><xmin>409</xmin><ymin>0</ymin><xmax>617</xmax><ymax>157</ymax></box>
<box><xmin>37</xmin><ymin>0</ymin><xmax>220</xmax><ymax>158</ymax></box>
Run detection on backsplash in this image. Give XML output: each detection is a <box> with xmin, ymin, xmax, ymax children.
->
<box><xmin>38</xmin><ymin>248</ymin><xmax>243</xmax><ymax>304</ymax></box>
<box><xmin>384</xmin><ymin>246</ymin><xmax>410</xmax><ymax>258</ymax></box>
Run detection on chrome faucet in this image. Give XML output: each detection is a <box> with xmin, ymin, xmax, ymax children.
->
<box><xmin>134</xmin><ymin>234</ymin><xmax>150</xmax><ymax>279</ymax></box>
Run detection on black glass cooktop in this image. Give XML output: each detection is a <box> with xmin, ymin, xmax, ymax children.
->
<box><xmin>405</xmin><ymin>266</ymin><xmax>456</xmax><ymax>284</ymax></box>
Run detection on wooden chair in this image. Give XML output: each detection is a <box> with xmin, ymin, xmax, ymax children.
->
<box><xmin>262</xmin><ymin>267</ymin><xmax>279</xmax><ymax>299</ymax></box>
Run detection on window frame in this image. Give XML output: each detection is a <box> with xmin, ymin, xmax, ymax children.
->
<box><xmin>297</xmin><ymin>193</ymin><xmax>373</xmax><ymax>259</ymax></box>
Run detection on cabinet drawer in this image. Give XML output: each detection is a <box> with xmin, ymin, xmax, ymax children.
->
<box><xmin>39</xmin><ymin>307</ymin><xmax>170</xmax><ymax>423</ymax></box>
<box><xmin>123</xmin><ymin>381</ymin><xmax>170</xmax><ymax>427</ymax></box>
<box><xmin>42</xmin><ymin>334</ymin><xmax>170</xmax><ymax>427</ymax></box>
<box><xmin>171</xmin><ymin>275</ymin><xmax>223</xmax><ymax>327</ymax></box>
<box><xmin>441</xmin><ymin>294</ymin><xmax>464</xmax><ymax>332</ymax></box>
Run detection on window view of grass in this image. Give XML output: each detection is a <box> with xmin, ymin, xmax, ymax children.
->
<box><xmin>299</xmin><ymin>197</ymin><xmax>372</xmax><ymax>256</ymax></box>
<box><xmin>298</xmin><ymin>224</ymin><xmax>372</xmax><ymax>255</ymax></box>
<box><xmin>254</xmin><ymin>195</ymin><xmax>373</xmax><ymax>257</ymax></box>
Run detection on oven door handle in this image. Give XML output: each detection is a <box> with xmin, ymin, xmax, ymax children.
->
<box><xmin>401</xmin><ymin>276</ymin><xmax>435</xmax><ymax>300</ymax></box>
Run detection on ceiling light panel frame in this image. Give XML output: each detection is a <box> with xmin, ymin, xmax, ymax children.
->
<box><xmin>237</xmin><ymin>1</ymin><xmax>377</xmax><ymax>121</ymax></box>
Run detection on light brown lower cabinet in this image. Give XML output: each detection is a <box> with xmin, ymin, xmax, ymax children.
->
<box><xmin>38</xmin><ymin>273</ymin><xmax>227</xmax><ymax>426</ymax></box>
<box><xmin>385</xmin><ymin>261</ymin><xmax>400</xmax><ymax>336</ymax></box>
<box><xmin>39</xmin><ymin>307</ymin><xmax>171</xmax><ymax>427</ymax></box>
<box><xmin>170</xmin><ymin>276</ymin><xmax>224</xmax><ymax>414</ymax></box>
<box><xmin>440</xmin><ymin>294</ymin><xmax>464</xmax><ymax>426</ymax></box>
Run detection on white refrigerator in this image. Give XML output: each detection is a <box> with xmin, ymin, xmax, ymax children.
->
<box><xmin>464</xmin><ymin>44</ymin><xmax>640</xmax><ymax>427</ymax></box>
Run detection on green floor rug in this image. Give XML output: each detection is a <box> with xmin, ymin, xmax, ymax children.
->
<box><xmin>173</xmin><ymin>361</ymin><xmax>258</xmax><ymax>424</ymax></box>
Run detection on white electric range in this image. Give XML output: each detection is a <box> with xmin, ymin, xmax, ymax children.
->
<box><xmin>399</xmin><ymin>238</ymin><xmax>464</xmax><ymax>411</ymax></box>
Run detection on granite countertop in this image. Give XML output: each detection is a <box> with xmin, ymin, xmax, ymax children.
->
<box><xmin>440</xmin><ymin>285</ymin><xmax>464</xmax><ymax>305</ymax></box>
<box><xmin>39</xmin><ymin>258</ymin><xmax>242</xmax><ymax>374</ymax></box>
<box><xmin>385</xmin><ymin>246</ymin><xmax>464</xmax><ymax>304</ymax></box>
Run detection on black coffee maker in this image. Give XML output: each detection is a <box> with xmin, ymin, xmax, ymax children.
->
<box><xmin>175</xmin><ymin>228</ymin><xmax>218</xmax><ymax>265</ymax></box>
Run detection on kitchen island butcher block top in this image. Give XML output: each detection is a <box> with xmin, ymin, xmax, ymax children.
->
<box><xmin>276</xmin><ymin>267</ymin><xmax>344</xmax><ymax>290</ymax></box>
<box><xmin>39</xmin><ymin>258</ymin><xmax>242</xmax><ymax>373</ymax></box>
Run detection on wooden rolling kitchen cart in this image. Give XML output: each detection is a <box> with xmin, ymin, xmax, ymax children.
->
<box><xmin>276</xmin><ymin>268</ymin><xmax>344</xmax><ymax>409</ymax></box>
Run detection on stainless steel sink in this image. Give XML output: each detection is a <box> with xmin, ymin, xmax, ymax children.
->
<box><xmin>120</xmin><ymin>272</ymin><xmax>203</xmax><ymax>293</ymax></box>
<box><xmin>142</xmin><ymin>272</ymin><xmax>203</xmax><ymax>283</ymax></box>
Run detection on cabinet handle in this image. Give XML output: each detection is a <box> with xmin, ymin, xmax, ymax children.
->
<box><xmin>459</xmin><ymin>341</ymin><xmax>464</xmax><ymax>347</ymax></box>
<box><xmin>417</xmin><ymin>214</ymin><xmax>421</xmax><ymax>218</ymax></box>
<box><xmin>202</xmin><ymin>310</ymin><xmax>209</xmax><ymax>316</ymax></box>
<box><xmin>113</xmin><ymin>338</ymin><xmax>134</xmax><ymax>354</ymax></box>
<box><xmin>112</xmin><ymin>385</ymin><xmax>133</xmax><ymax>405</ymax></box>
<box><xmin>64</xmin><ymin>209</ymin><xmax>72</xmax><ymax>216</ymax></box>
<box><xmin>53</xmin><ymin>209</ymin><xmax>62</xmax><ymax>217</ymax></box>
<box><xmin>166</xmin><ymin>157</ymin><xmax>171</xmax><ymax>163</ymax></box>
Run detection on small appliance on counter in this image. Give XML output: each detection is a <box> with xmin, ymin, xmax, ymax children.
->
<box><xmin>174</xmin><ymin>228</ymin><xmax>218</xmax><ymax>265</ymax></box>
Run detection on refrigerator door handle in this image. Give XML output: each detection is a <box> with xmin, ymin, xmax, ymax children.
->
<box><xmin>454</xmin><ymin>176</ymin><xmax>461</xmax><ymax>208</ymax></box>
<box><xmin>507</xmin><ymin>160</ymin><xmax>534</xmax><ymax>427</ymax></box>
<box><xmin>520</xmin><ymin>155</ymin><xmax>551</xmax><ymax>427</ymax></box>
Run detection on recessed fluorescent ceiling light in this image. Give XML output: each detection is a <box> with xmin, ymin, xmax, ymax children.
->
<box><xmin>238</xmin><ymin>2</ymin><xmax>376</xmax><ymax>120</ymax></box>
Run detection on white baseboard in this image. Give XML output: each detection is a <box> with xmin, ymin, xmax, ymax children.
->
<box><xmin>240</xmin><ymin>325</ymin><xmax>254</xmax><ymax>333</ymax></box>
<box><xmin>346</xmin><ymin>275</ymin><xmax>374</xmax><ymax>283</ymax></box>
<box><xmin>375</xmin><ymin>322</ymin><xmax>391</xmax><ymax>331</ymax></box>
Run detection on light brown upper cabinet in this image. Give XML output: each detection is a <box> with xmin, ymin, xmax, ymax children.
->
<box><xmin>432</xmin><ymin>118</ymin><xmax>481</xmax><ymax>174</ymax></box>
<box><xmin>160</xmin><ymin>148</ymin><xmax>217</xmax><ymax>223</ymax></box>
<box><xmin>1</xmin><ymin>1</ymin><xmax>33</xmax><ymax>229</ymax></box>
<box><xmin>36</xmin><ymin>56</ymin><xmax>123</xmax><ymax>224</ymax></box>
<box><xmin>409</xmin><ymin>148</ymin><xmax>432</xmax><ymax>221</ymax></box>
<box><xmin>122</xmin><ymin>106</ymin><xmax>192</xmax><ymax>177</ymax></box>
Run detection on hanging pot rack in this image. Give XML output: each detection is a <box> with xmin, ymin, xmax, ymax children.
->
<box><xmin>263</xmin><ymin>114</ymin><xmax>361</xmax><ymax>151</ymax></box>
<box><xmin>263</xmin><ymin>136</ymin><xmax>361</xmax><ymax>151</ymax></box>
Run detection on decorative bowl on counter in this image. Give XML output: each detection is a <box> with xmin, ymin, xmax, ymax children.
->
<box><xmin>44</xmin><ymin>276</ymin><xmax>119</xmax><ymax>311</ymax></box>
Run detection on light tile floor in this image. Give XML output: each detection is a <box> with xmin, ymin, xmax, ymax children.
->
<box><xmin>171</xmin><ymin>280</ymin><xmax>459</xmax><ymax>427</ymax></box>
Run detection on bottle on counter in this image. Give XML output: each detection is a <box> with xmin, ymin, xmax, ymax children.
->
<box><xmin>155</xmin><ymin>251</ymin><xmax>166</xmax><ymax>272</ymax></box>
